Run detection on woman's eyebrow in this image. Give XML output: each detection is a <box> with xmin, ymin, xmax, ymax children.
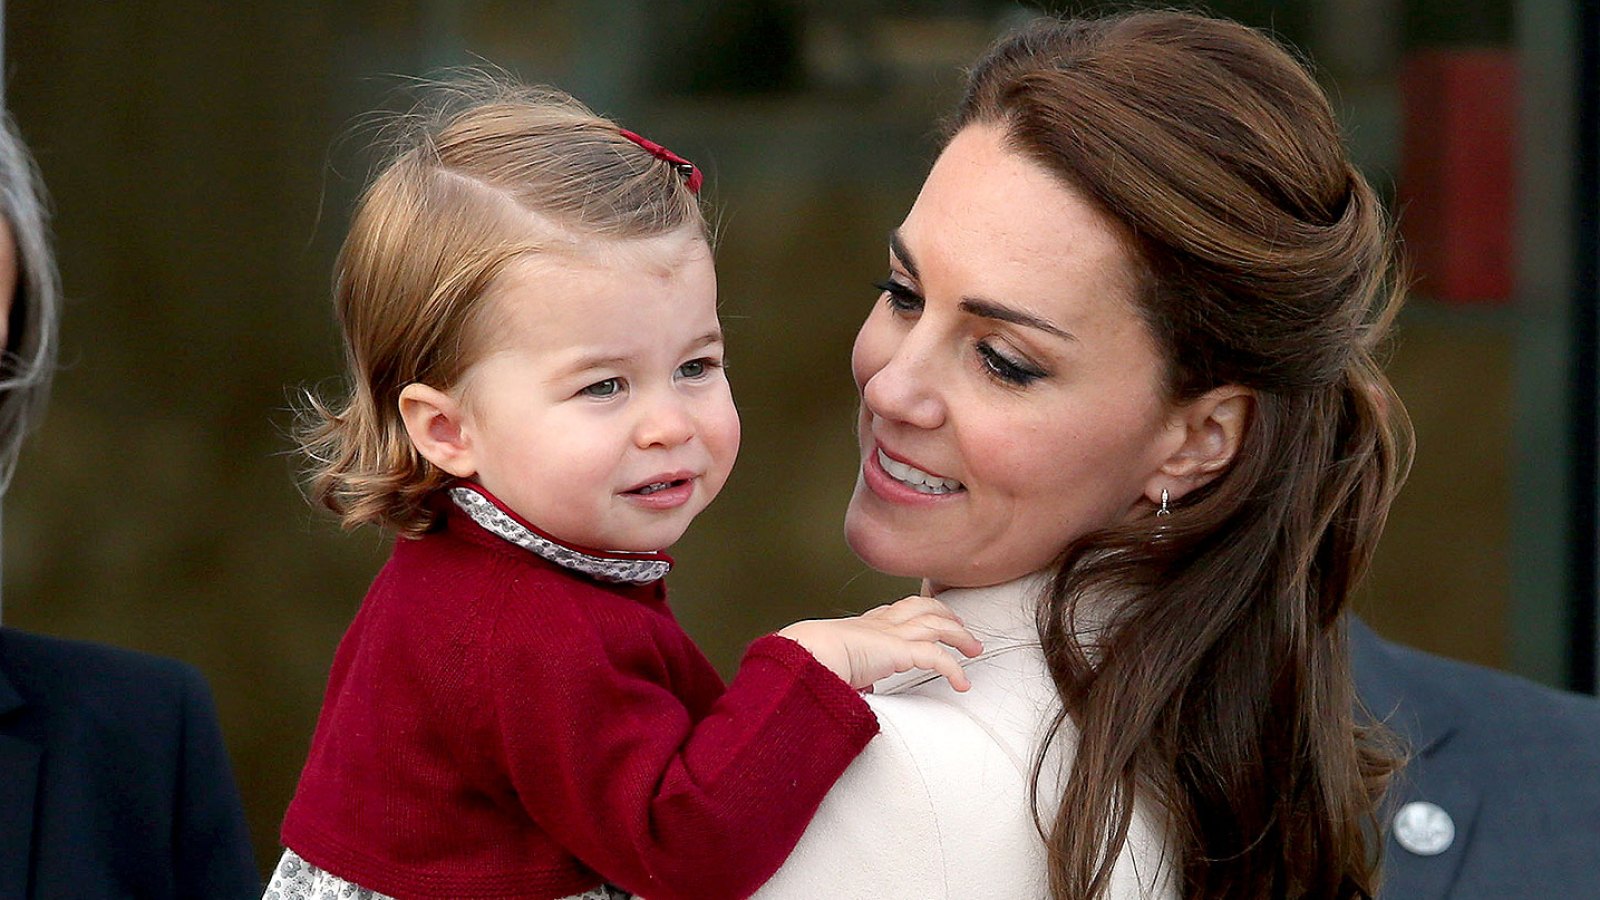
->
<box><xmin>887</xmin><ymin>230</ymin><xmax>920</xmax><ymax>280</ymax></box>
<box><xmin>891</xmin><ymin>228</ymin><xmax>1073</xmax><ymax>340</ymax></box>
<box><xmin>960</xmin><ymin>298</ymin><xmax>1075</xmax><ymax>340</ymax></box>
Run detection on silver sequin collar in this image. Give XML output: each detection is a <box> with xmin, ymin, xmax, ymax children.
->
<box><xmin>449</xmin><ymin>485</ymin><xmax>672</xmax><ymax>585</ymax></box>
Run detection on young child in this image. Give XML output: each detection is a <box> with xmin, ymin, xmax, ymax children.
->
<box><xmin>270</xmin><ymin>82</ymin><xmax>981</xmax><ymax>900</ymax></box>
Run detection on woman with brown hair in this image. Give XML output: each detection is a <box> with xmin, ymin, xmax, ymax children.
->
<box><xmin>756</xmin><ymin>10</ymin><xmax>1405</xmax><ymax>899</ymax></box>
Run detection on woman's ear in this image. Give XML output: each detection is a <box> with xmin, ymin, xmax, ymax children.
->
<box><xmin>398</xmin><ymin>383</ymin><xmax>477</xmax><ymax>478</ymax></box>
<box><xmin>1148</xmin><ymin>385</ymin><xmax>1253</xmax><ymax>503</ymax></box>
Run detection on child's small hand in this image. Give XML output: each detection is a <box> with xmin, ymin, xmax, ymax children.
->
<box><xmin>777</xmin><ymin>595</ymin><xmax>984</xmax><ymax>692</ymax></box>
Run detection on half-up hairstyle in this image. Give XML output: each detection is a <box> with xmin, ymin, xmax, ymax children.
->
<box><xmin>298</xmin><ymin>79</ymin><xmax>707</xmax><ymax>535</ymax></box>
<box><xmin>954</xmin><ymin>12</ymin><xmax>1410</xmax><ymax>899</ymax></box>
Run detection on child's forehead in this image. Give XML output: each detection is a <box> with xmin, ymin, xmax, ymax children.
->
<box><xmin>578</xmin><ymin>228</ymin><xmax>710</xmax><ymax>273</ymax></box>
<box><xmin>489</xmin><ymin>235</ymin><xmax>713</xmax><ymax>311</ymax></box>
<box><xmin>507</xmin><ymin>225</ymin><xmax>709</xmax><ymax>277</ymax></box>
<box><xmin>474</xmin><ymin>227</ymin><xmax>719</xmax><ymax>352</ymax></box>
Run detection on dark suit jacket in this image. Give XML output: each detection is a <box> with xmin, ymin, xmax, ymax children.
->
<box><xmin>1352</xmin><ymin>618</ymin><xmax>1600</xmax><ymax>899</ymax></box>
<box><xmin>0</xmin><ymin>627</ymin><xmax>260</xmax><ymax>899</ymax></box>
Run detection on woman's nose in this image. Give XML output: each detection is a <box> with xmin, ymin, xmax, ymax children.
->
<box><xmin>856</xmin><ymin>324</ymin><xmax>946</xmax><ymax>431</ymax></box>
<box><xmin>633</xmin><ymin>391</ymin><xmax>696</xmax><ymax>449</ymax></box>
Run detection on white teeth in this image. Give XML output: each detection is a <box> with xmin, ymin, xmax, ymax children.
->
<box><xmin>877</xmin><ymin>449</ymin><xmax>964</xmax><ymax>494</ymax></box>
<box><xmin>637</xmin><ymin>482</ymin><xmax>672</xmax><ymax>495</ymax></box>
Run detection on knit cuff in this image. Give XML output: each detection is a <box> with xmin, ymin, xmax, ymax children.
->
<box><xmin>741</xmin><ymin>634</ymin><xmax>878</xmax><ymax>738</ymax></box>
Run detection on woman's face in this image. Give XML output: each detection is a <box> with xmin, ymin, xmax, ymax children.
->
<box><xmin>845</xmin><ymin>124</ymin><xmax>1187</xmax><ymax>590</ymax></box>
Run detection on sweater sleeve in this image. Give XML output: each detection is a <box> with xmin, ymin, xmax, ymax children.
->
<box><xmin>488</xmin><ymin>598</ymin><xmax>878</xmax><ymax>900</ymax></box>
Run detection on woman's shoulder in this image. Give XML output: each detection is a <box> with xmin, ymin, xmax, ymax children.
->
<box><xmin>759</xmin><ymin>656</ymin><xmax>1177</xmax><ymax>899</ymax></box>
<box><xmin>752</xmin><ymin>670</ymin><xmax>1053</xmax><ymax>898</ymax></box>
<box><xmin>863</xmin><ymin>683</ymin><xmax>1039</xmax><ymax>780</ymax></box>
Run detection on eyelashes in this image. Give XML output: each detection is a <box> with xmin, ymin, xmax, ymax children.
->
<box><xmin>872</xmin><ymin>278</ymin><xmax>1049</xmax><ymax>387</ymax></box>
<box><xmin>873</xmin><ymin>279</ymin><xmax>921</xmax><ymax>314</ymax></box>
<box><xmin>677</xmin><ymin>357</ymin><xmax>724</xmax><ymax>380</ymax></box>
<box><xmin>575</xmin><ymin>357</ymin><xmax>725</xmax><ymax>400</ymax></box>
<box><xmin>977</xmin><ymin>343</ymin><xmax>1045</xmax><ymax>386</ymax></box>
<box><xmin>580</xmin><ymin>377</ymin><xmax>623</xmax><ymax>398</ymax></box>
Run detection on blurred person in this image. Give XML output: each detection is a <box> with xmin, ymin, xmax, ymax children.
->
<box><xmin>272</xmin><ymin>82</ymin><xmax>978</xmax><ymax>900</ymax></box>
<box><xmin>0</xmin><ymin>112</ymin><xmax>260</xmax><ymax>896</ymax></box>
<box><xmin>1350</xmin><ymin>620</ymin><xmax>1600</xmax><ymax>897</ymax></box>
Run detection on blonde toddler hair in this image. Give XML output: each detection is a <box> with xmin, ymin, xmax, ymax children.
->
<box><xmin>298</xmin><ymin>79</ymin><xmax>707</xmax><ymax>535</ymax></box>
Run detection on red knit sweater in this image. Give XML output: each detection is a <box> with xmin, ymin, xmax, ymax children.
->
<box><xmin>281</xmin><ymin>487</ymin><xmax>879</xmax><ymax>900</ymax></box>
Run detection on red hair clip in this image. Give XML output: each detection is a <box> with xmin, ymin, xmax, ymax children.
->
<box><xmin>619</xmin><ymin>128</ymin><xmax>703</xmax><ymax>195</ymax></box>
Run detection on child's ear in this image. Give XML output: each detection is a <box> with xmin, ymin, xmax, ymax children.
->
<box><xmin>1144</xmin><ymin>385</ymin><xmax>1253</xmax><ymax>505</ymax></box>
<box><xmin>398</xmin><ymin>383</ymin><xmax>477</xmax><ymax>478</ymax></box>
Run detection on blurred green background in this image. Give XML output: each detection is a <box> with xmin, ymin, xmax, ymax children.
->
<box><xmin>3</xmin><ymin>0</ymin><xmax>1584</xmax><ymax>875</ymax></box>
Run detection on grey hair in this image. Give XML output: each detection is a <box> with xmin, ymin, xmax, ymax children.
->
<box><xmin>0</xmin><ymin>111</ymin><xmax>59</xmax><ymax>491</ymax></box>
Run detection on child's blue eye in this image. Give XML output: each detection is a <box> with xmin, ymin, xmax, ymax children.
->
<box><xmin>677</xmin><ymin>358</ymin><xmax>722</xmax><ymax>380</ymax></box>
<box><xmin>581</xmin><ymin>378</ymin><xmax>622</xmax><ymax>398</ymax></box>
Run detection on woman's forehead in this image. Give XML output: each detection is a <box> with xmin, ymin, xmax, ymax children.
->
<box><xmin>896</xmin><ymin>125</ymin><xmax>1139</xmax><ymax>313</ymax></box>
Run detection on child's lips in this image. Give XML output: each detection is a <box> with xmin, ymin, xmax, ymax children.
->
<box><xmin>621</xmin><ymin>472</ymin><xmax>697</xmax><ymax>510</ymax></box>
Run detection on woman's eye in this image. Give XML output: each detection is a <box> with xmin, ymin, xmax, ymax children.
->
<box><xmin>977</xmin><ymin>342</ymin><xmax>1046</xmax><ymax>386</ymax></box>
<box><xmin>580</xmin><ymin>378</ymin><xmax>623</xmax><ymax>398</ymax></box>
<box><xmin>873</xmin><ymin>279</ymin><xmax>923</xmax><ymax>314</ymax></box>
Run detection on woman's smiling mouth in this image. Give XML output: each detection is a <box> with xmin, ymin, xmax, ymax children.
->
<box><xmin>875</xmin><ymin>448</ymin><xmax>964</xmax><ymax>495</ymax></box>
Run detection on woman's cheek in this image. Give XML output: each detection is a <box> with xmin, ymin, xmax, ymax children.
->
<box><xmin>851</xmin><ymin>309</ymin><xmax>891</xmax><ymax>392</ymax></box>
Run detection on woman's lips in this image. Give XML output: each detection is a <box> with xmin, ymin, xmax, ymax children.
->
<box><xmin>863</xmin><ymin>445</ymin><xmax>965</xmax><ymax>504</ymax></box>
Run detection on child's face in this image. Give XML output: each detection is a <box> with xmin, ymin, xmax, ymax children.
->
<box><xmin>457</xmin><ymin>229</ymin><xmax>739</xmax><ymax>551</ymax></box>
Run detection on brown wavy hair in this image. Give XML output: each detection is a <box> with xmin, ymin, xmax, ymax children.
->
<box><xmin>298</xmin><ymin>80</ymin><xmax>706</xmax><ymax>535</ymax></box>
<box><xmin>953</xmin><ymin>12</ymin><xmax>1410</xmax><ymax>899</ymax></box>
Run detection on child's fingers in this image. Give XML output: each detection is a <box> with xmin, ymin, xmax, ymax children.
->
<box><xmin>864</xmin><ymin>596</ymin><xmax>928</xmax><ymax>623</ymax></box>
<box><xmin>905</xmin><ymin>641</ymin><xmax>972</xmax><ymax>692</ymax></box>
<box><xmin>873</xmin><ymin>595</ymin><xmax>964</xmax><ymax>626</ymax></box>
<box><xmin>933</xmin><ymin>621</ymin><xmax>984</xmax><ymax>658</ymax></box>
<box><xmin>891</xmin><ymin>615</ymin><xmax>984</xmax><ymax>657</ymax></box>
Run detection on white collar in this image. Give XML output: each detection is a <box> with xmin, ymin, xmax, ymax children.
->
<box><xmin>931</xmin><ymin>571</ymin><xmax>1053</xmax><ymax>647</ymax></box>
<box><xmin>873</xmin><ymin>570</ymin><xmax>1113</xmax><ymax>695</ymax></box>
<box><xmin>870</xmin><ymin>572</ymin><xmax>1053</xmax><ymax>696</ymax></box>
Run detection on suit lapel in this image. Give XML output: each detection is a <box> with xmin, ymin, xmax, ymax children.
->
<box><xmin>1350</xmin><ymin>617</ymin><xmax>1479</xmax><ymax>900</ymax></box>
<box><xmin>0</xmin><ymin>658</ymin><xmax>39</xmax><ymax>899</ymax></box>
<box><xmin>1380</xmin><ymin>759</ymin><xmax>1481</xmax><ymax>900</ymax></box>
<box><xmin>1350</xmin><ymin>618</ymin><xmax>1457</xmax><ymax>756</ymax></box>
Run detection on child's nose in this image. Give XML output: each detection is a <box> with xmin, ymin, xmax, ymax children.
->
<box><xmin>634</xmin><ymin>392</ymin><xmax>696</xmax><ymax>449</ymax></box>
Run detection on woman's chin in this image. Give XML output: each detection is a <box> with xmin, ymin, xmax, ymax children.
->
<box><xmin>843</xmin><ymin>505</ymin><xmax>928</xmax><ymax>581</ymax></box>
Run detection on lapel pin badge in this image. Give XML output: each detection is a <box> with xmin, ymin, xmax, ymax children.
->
<box><xmin>1393</xmin><ymin>801</ymin><xmax>1455</xmax><ymax>856</ymax></box>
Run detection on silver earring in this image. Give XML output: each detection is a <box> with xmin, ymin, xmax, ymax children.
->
<box><xmin>1156</xmin><ymin>488</ymin><xmax>1172</xmax><ymax>518</ymax></box>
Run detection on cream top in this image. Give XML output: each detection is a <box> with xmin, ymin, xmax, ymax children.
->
<box><xmin>753</xmin><ymin>573</ymin><xmax>1177</xmax><ymax>899</ymax></box>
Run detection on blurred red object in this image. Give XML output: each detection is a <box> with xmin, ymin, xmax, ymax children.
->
<box><xmin>1399</xmin><ymin>49</ymin><xmax>1517</xmax><ymax>304</ymax></box>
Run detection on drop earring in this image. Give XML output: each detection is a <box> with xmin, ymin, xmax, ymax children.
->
<box><xmin>1156</xmin><ymin>488</ymin><xmax>1172</xmax><ymax>518</ymax></box>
